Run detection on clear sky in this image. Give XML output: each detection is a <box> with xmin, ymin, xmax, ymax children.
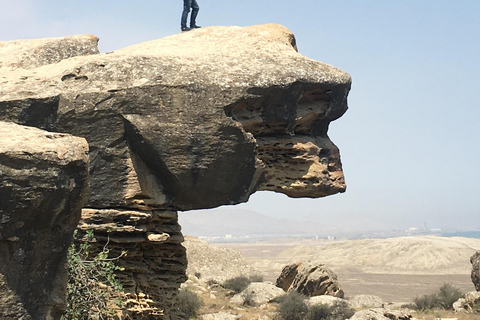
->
<box><xmin>2</xmin><ymin>0</ymin><xmax>479</xmax><ymax>233</ymax></box>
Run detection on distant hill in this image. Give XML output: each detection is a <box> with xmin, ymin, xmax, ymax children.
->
<box><xmin>178</xmin><ymin>208</ymin><xmax>339</xmax><ymax>238</ymax></box>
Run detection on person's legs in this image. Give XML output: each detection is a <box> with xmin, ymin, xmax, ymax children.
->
<box><xmin>190</xmin><ymin>0</ymin><xmax>200</xmax><ymax>28</ymax></box>
<box><xmin>181</xmin><ymin>0</ymin><xmax>192</xmax><ymax>29</ymax></box>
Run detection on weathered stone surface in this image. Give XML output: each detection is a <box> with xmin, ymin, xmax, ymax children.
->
<box><xmin>349</xmin><ymin>308</ymin><xmax>416</xmax><ymax>320</ymax></box>
<box><xmin>453</xmin><ymin>291</ymin><xmax>480</xmax><ymax>313</ymax></box>
<box><xmin>0</xmin><ymin>24</ymin><xmax>351</xmax><ymax>319</ymax></box>
<box><xmin>0</xmin><ymin>121</ymin><xmax>89</xmax><ymax>320</ymax></box>
<box><xmin>0</xmin><ymin>23</ymin><xmax>350</xmax><ymax>211</ymax></box>
<box><xmin>471</xmin><ymin>251</ymin><xmax>480</xmax><ymax>291</ymax></box>
<box><xmin>200</xmin><ymin>312</ymin><xmax>243</xmax><ymax>320</ymax></box>
<box><xmin>276</xmin><ymin>261</ymin><xmax>344</xmax><ymax>298</ymax></box>
<box><xmin>230</xmin><ymin>282</ymin><xmax>285</xmax><ymax>305</ymax></box>
<box><xmin>306</xmin><ymin>295</ymin><xmax>346</xmax><ymax>307</ymax></box>
<box><xmin>348</xmin><ymin>294</ymin><xmax>384</xmax><ymax>309</ymax></box>
<box><xmin>78</xmin><ymin>208</ymin><xmax>186</xmax><ymax>319</ymax></box>
<box><xmin>0</xmin><ymin>34</ymin><xmax>99</xmax><ymax>70</ymax></box>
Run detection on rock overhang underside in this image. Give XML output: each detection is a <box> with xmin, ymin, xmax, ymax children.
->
<box><xmin>0</xmin><ymin>23</ymin><xmax>351</xmax><ymax>212</ymax></box>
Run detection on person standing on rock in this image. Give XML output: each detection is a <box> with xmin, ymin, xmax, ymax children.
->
<box><xmin>181</xmin><ymin>0</ymin><xmax>201</xmax><ymax>32</ymax></box>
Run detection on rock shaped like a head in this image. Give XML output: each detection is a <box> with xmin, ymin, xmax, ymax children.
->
<box><xmin>0</xmin><ymin>24</ymin><xmax>350</xmax><ymax>211</ymax></box>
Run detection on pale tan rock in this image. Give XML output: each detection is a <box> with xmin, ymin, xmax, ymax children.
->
<box><xmin>230</xmin><ymin>282</ymin><xmax>285</xmax><ymax>305</ymax></box>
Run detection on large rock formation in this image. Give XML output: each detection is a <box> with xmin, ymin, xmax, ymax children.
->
<box><xmin>276</xmin><ymin>261</ymin><xmax>344</xmax><ymax>298</ymax></box>
<box><xmin>0</xmin><ymin>121</ymin><xmax>89</xmax><ymax>319</ymax></box>
<box><xmin>471</xmin><ymin>251</ymin><xmax>480</xmax><ymax>291</ymax></box>
<box><xmin>0</xmin><ymin>23</ymin><xmax>350</xmax><ymax>319</ymax></box>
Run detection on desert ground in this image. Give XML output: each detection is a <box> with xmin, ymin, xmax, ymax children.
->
<box><xmin>216</xmin><ymin>236</ymin><xmax>480</xmax><ymax>303</ymax></box>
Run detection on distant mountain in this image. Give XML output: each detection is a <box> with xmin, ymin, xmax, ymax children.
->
<box><xmin>178</xmin><ymin>208</ymin><xmax>339</xmax><ymax>238</ymax></box>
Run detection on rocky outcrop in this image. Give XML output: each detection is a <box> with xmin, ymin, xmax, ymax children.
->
<box><xmin>276</xmin><ymin>261</ymin><xmax>344</xmax><ymax>298</ymax></box>
<box><xmin>0</xmin><ymin>122</ymin><xmax>89</xmax><ymax>319</ymax></box>
<box><xmin>0</xmin><ymin>24</ymin><xmax>350</xmax><ymax>211</ymax></box>
<box><xmin>453</xmin><ymin>291</ymin><xmax>480</xmax><ymax>313</ymax></box>
<box><xmin>0</xmin><ymin>23</ymin><xmax>350</xmax><ymax>319</ymax></box>
<box><xmin>471</xmin><ymin>251</ymin><xmax>480</xmax><ymax>291</ymax></box>
<box><xmin>348</xmin><ymin>295</ymin><xmax>384</xmax><ymax>309</ymax></box>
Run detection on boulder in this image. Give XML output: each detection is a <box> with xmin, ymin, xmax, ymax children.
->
<box><xmin>349</xmin><ymin>308</ymin><xmax>416</xmax><ymax>320</ymax></box>
<box><xmin>276</xmin><ymin>261</ymin><xmax>344</xmax><ymax>298</ymax></box>
<box><xmin>306</xmin><ymin>295</ymin><xmax>346</xmax><ymax>307</ymax></box>
<box><xmin>0</xmin><ymin>23</ymin><xmax>350</xmax><ymax>211</ymax></box>
<box><xmin>230</xmin><ymin>282</ymin><xmax>285</xmax><ymax>305</ymax></box>
<box><xmin>348</xmin><ymin>294</ymin><xmax>384</xmax><ymax>309</ymax></box>
<box><xmin>453</xmin><ymin>291</ymin><xmax>480</xmax><ymax>313</ymax></box>
<box><xmin>471</xmin><ymin>251</ymin><xmax>480</xmax><ymax>291</ymax></box>
<box><xmin>0</xmin><ymin>121</ymin><xmax>89</xmax><ymax>319</ymax></box>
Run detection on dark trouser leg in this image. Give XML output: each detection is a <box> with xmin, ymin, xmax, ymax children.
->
<box><xmin>190</xmin><ymin>0</ymin><xmax>200</xmax><ymax>28</ymax></box>
<box><xmin>181</xmin><ymin>0</ymin><xmax>192</xmax><ymax>28</ymax></box>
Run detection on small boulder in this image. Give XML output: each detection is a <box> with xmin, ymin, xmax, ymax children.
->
<box><xmin>471</xmin><ymin>251</ymin><xmax>480</xmax><ymax>291</ymax></box>
<box><xmin>453</xmin><ymin>291</ymin><xmax>480</xmax><ymax>313</ymax></box>
<box><xmin>306</xmin><ymin>295</ymin><xmax>346</xmax><ymax>307</ymax></box>
<box><xmin>348</xmin><ymin>294</ymin><xmax>384</xmax><ymax>309</ymax></box>
<box><xmin>349</xmin><ymin>308</ymin><xmax>416</xmax><ymax>320</ymax></box>
<box><xmin>276</xmin><ymin>261</ymin><xmax>344</xmax><ymax>298</ymax></box>
<box><xmin>230</xmin><ymin>282</ymin><xmax>285</xmax><ymax>305</ymax></box>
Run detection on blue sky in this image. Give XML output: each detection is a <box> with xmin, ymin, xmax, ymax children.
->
<box><xmin>2</xmin><ymin>0</ymin><xmax>479</xmax><ymax>232</ymax></box>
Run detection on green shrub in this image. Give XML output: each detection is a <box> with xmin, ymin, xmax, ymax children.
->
<box><xmin>222</xmin><ymin>276</ymin><xmax>251</xmax><ymax>293</ymax></box>
<box><xmin>305</xmin><ymin>304</ymin><xmax>330</xmax><ymax>320</ymax></box>
<box><xmin>413</xmin><ymin>283</ymin><xmax>464</xmax><ymax>311</ymax></box>
<box><xmin>326</xmin><ymin>301</ymin><xmax>355</xmax><ymax>320</ymax></box>
<box><xmin>276</xmin><ymin>291</ymin><xmax>308</xmax><ymax>320</ymax></box>
<box><xmin>177</xmin><ymin>289</ymin><xmax>204</xmax><ymax>319</ymax></box>
<box><xmin>437</xmin><ymin>283</ymin><xmax>463</xmax><ymax>309</ymax></box>
<box><xmin>305</xmin><ymin>301</ymin><xmax>355</xmax><ymax>320</ymax></box>
<box><xmin>62</xmin><ymin>230</ymin><xmax>126</xmax><ymax>320</ymax></box>
<box><xmin>413</xmin><ymin>293</ymin><xmax>441</xmax><ymax>310</ymax></box>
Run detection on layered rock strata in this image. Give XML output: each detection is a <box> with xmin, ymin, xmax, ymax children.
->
<box><xmin>0</xmin><ymin>121</ymin><xmax>89</xmax><ymax>319</ymax></box>
<box><xmin>0</xmin><ymin>23</ymin><xmax>351</xmax><ymax>319</ymax></box>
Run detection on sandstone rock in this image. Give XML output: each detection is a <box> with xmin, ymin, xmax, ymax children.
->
<box><xmin>306</xmin><ymin>295</ymin><xmax>346</xmax><ymax>307</ymax></box>
<box><xmin>276</xmin><ymin>261</ymin><xmax>344</xmax><ymax>298</ymax></box>
<box><xmin>78</xmin><ymin>208</ymin><xmax>186</xmax><ymax>318</ymax></box>
<box><xmin>0</xmin><ymin>23</ymin><xmax>350</xmax><ymax>211</ymax></box>
<box><xmin>0</xmin><ymin>24</ymin><xmax>351</xmax><ymax>319</ymax></box>
<box><xmin>0</xmin><ymin>121</ymin><xmax>89</xmax><ymax>319</ymax></box>
<box><xmin>471</xmin><ymin>251</ymin><xmax>480</xmax><ymax>291</ymax></box>
<box><xmin>183</xmin><ymin>236</ymin><xmax>261</xmax><ymax>283</ymax></box>
<box><xmin>348</xmin><ymin>294</ymin><xmax>384</xmax><ymax>309</ymax></box>
<box><xmin>349</xmin><ymin>308</ymin><xmax>416</xmax><ymax>320</ymax></box>
<box><xmin>0</xmin><ymin>34</ymin><xmax>99</xmax><ymax>70</ymax></box>
<box><xmin>452</xmin><ymin>291</ymin><xmax>480</xmax><ymax>313</ymax></box>
<box><xmin>230</xmin><ymin>282</ymin><xmax>285</xmax><ymax>305</ymax></box>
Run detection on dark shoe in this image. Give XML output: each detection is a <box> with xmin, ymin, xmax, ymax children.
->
<box><xmin>190</xmin><ymin>25</ymin><xmax>201</xmax><ymax>29</ymax></box>
<box><xmin>181</xmin><ymin>27</ymin><xmax>191</xmax><ymax>32</ymax></box>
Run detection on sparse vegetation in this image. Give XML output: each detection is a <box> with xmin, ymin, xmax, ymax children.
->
<box><xmin>275</xmin><ymin>291</ymin><xmax>308</xmax><ymax>320</ymax></box>
<box><xmin>62</xmin><ymin>230</ymin><xmax>126</xmax><ymax>320</ymax></box>
<box><xmin>178</xmin><ymin>289</ymin><xmax>204</xmax><ymax>319</ymax></box>
<box><xmin>437</xmin><ymin>283</ymin><xmax>463</xmax><ymax>309</ymax></box>
<box><xmin>222</xmin><ymin>276</ymin><xmax>251</xmax><ymax>293</ymax></box>
<box><xmin>412</xmin><ymin>283</ymin><xmax>464</xmax><ymax>311</ymax></box>
<box><xmin>304</xmin><ymin>301</ymin><xmax>355</xmax><ymax>320</ymax></box>
<box><xmin>221</xmin><ymin>274</ymin><xmax>264</xmax><ymax>294</ymax></box>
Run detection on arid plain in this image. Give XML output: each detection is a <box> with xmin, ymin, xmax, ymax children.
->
<box><xmin>218</xmin><ymin>236</ymin><xmax>480</xmax><ymax>303</ymax></box>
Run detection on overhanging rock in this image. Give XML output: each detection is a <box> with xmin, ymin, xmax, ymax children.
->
<box><xmin>0</xmin><ymin>23</ymin><xmax>350</xmax><ymax>211</ymax></box>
